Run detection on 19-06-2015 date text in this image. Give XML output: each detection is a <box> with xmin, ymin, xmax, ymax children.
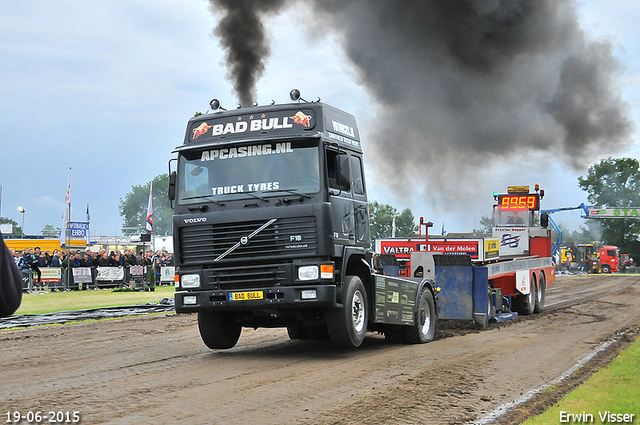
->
<box><xmin>5</xmin><ymin>411</ymin><xmax>80</xmax><ymax>423</ymax></box>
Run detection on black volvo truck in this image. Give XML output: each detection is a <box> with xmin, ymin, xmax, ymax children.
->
<box><xmin>171</xmin><ymin>91</ymin><xmax>438</xmax><ymax>349</ymax></box>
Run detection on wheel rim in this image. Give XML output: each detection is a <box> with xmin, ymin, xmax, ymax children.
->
<box><xmin>419</xmin><ymin>298</ymin><xmax>431</xmax><ymax>334</ymax></box>
<box><xmin>351</xmin><ymin>290</ymin><xmax>365</xmax><ymax>333</ymax></box>
<box><xmin>528</xmin><ymin>284</ymin><xmax>535</xmax><ymax>306</ymax></box>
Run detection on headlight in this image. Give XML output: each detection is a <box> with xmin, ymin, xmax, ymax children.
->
<box><xmin>298</xmin><ymin>265</ymin><xmax>319</xmax><ymax>281</ymax></box>
<box><xmin>181</xmin><ymin>274</ymin><xmax>201</xmax><ymax>288</ymax></box>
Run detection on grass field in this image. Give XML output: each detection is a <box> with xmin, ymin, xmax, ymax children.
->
<box><xmin>524</xmin><ymin>333</ymin><xmax>640</xmax><ymax>425</ymax></box>
<box><xmin>15</xmin><ymin>285</ymin><xmax>176</xmax><ymax>315</ymax></box>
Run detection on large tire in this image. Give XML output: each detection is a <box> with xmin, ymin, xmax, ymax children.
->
<box><xmin>197</xmin><ymin>311</ymin><xmax>242</xmax><ymax>349</ymax></box>
<box><xmin>402</xmin><ymin>286</ymin><xmax>437</xmax><ymax>343</ymax></box>
<box><xmin>534</xmin><ymin>273</ymin><xmax>546</xmax><ymax>313</ymax></box>
<box><xmin>601</xmin><ymin>264</ymin><xmax>611</xmax><ymax>274</ymax></box>
<box><xmin>474</xmin><ymin>289</ymin><xmax>492</xmax><ymax>329</ymax></box>
<box><xmin>514</xmin><ymin>275</ymin><xmax>536</xmax><ymax>315</ymax></box>
<box><xmin>327</xmin><ymin>275</ymin><xmax>368</xmax><ymax>348</ymax></box>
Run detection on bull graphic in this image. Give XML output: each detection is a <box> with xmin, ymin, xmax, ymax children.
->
<box><xmin>192</xmin><ymin>122</ymin><xmax>212</xmax><ymax>139</ymax></box>
<box><xmin>290</xmin><ymin>111</ymin><xmax>312</xmax><ymax>127</ymax></box>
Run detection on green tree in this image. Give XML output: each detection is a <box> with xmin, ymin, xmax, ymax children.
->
<box><xmin>478</xmin><ymin>215</ymin><xmax>493</xmax><ymax>234</ymax></box>
<box><xmin>119</xmin><ymin>174</ymin><xmax>173</xmax><ymax>236</ymax></box>
<box><xmin>369</xmin><ymin>201</ymin><xmax>417</xmax><ymax>241</ymax></box>
<box><xmin>0</xmin><ymin>217</ymin><xmax>22</xmax><ymax>236</ymax></box>
<box><xmin>40</xmin><ymin>224</ymin><xmax>61</xmax><ymax>237</ymax></box>
<box><xmin>577</xmin><ymin>157</ymin><xmax>640</xmax><ymax>259</ymax></box>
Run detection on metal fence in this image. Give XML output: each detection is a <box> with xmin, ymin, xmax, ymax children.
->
<box><xmin>21</xmin><ymin>266</ymin><xmax>175</xmax><ymax>292</ymax></box>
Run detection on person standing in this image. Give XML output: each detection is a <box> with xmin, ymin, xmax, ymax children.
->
<box><xmin>50</xmin><ymin>250</ymin><xmax>62</xmax><ymax>292</ymax></box>
<box><xmin>1</xmin><ymin>231</ymin><xmax>23</xmax><ymax>317</ymax></box>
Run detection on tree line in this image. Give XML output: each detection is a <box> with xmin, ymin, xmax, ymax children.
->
<box><xmin>2</xmin><ymin>158</ymin><xmax>640</xmax><ymax>260</ymax></box>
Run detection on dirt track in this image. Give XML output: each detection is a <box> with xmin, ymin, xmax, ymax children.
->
<box><xmin>2</xmin><ymin>274</ymin><xmax>640</xmax><ymax>425</ymax></box>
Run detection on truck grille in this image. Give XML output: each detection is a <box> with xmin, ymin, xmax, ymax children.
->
<box><xmin>205</xmin><ymin>264</ymin><xmax>287</xmax><ymax>290</ymax></box>
<box><xmin>179</xmin><ymin>216</ymin><xmax>317</xmax><ymax>264</ymax></box>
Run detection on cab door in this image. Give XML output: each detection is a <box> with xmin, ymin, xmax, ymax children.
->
<box><xmin>350</xmin><ymin>155</ymin><xmax>370</xmax><ymax>247</ymax></box>
<box><xmin>327</xmin><ymin>149</ymin><xmax>355</xmax><ymax>246</ymax></box>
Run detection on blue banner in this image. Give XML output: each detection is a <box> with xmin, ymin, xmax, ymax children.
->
<box><xmin>67</xmin><ymin>221</ymin><xmax>89</xmax><ymax>238</ymax></box>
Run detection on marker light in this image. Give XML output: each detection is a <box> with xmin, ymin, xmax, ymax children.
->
<box><xmin>290</xmin><ymin>89</ymin><xmax>301</xmax><ymax>101</ymax></box>
<box><xmin>493</xmin><ymin>191</ymin><xmax>499</xmax><ymax>200</ymax></box>
<box><xmin>320</xmin><ymin>264</ymin><xmax>334</xmax><ymax>279</ymax></box>
<box><xmin>253</xmin><ymin>101</ymin><xmax>258</xmax><ymax>107</ymax></box>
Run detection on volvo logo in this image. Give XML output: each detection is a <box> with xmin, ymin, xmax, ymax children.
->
<box><xmin>214</xmin><ymin>218</ymin><xmax>277</xmax><ymax>262</ymax></box>
<box><xmin>184</xmin><ymin>217</ymin><xmax>207</xmax><ymax>224</ymax></box>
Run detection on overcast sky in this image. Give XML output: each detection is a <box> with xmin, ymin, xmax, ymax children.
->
<box><xmin>1</xmin><ymin>0</ymin><xmax>638</xmax><ymax>238</ymax></box>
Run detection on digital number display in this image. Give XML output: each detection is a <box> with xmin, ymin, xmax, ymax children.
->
<box><xmin>497</xmin><ymin>194</ymin><xmax>540</xmax><ymax>211</ymax></box>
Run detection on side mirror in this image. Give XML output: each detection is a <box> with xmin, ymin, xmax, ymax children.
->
<box><xmin>168</xmin><ymin>171</ymin><xmax>177</xmax><ymax>202</ymax></box>
<box><xmin>540</xmin><ymin>212</ymin><xmax>549</xmax><ymax>228</ymax></box>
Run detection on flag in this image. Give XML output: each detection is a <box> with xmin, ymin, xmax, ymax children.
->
<box><xmin>60</xmin><ymin>168</ymin><xmax>71</xmax><ymax>247</ymax></box>
<box><xmin>85</xmin><ymin>204</ymin><xmax>91</xmax><ymax>244</ymax></box>
<box><xmin>391</xmin><ymin>216</ymin><xmax>396</xmax><ymax>238</ymax></box>
<box><xmin>146</xmin><ymin>183</ymin><xmax>153</xmax><ymax>233</ymax></box>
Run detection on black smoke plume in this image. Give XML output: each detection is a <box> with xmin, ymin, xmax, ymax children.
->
<box><xmin>208</xmin><ymin>0</ymin><xmax>285</xmax><ymax>106</ymax></box>
<box><xmin>308</xmin><ymin>0</ymin><xmax>632</xmax><ymax>209</ymax></box>
<box><xmin>210</xmin><ymin>0</ymin><xmax>633</xmax><ymax>215</ymax></box>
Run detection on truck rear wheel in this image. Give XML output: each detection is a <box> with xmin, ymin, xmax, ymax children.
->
<box><xmin>402</xmin><ymin>286</ymin><xmax>436</xmax><ymax>344</ymax></box>
<box><xmin>534</xmin><ymin>273</ymin><xmax>546</xmax><ymax>313</ymax></box>
<box><xmin>197</xmin><ymin>311</ymin><xmax>242</xmax><ymax>349</ymax></box>
<box><xmin>327</xmin><ymin>275</ymin><xmax>368</xmax><ymax>348</ymax></box>
<box><xmin>514</xmin><ymin>276</ymin><xmax>536</xmax><ymax>315</ymax></box>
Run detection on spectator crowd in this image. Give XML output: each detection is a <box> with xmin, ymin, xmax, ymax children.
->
<box><xmin>8</xmin><ymin>246</ymin><xmax>174</xmax><ymax>292</ymax></box>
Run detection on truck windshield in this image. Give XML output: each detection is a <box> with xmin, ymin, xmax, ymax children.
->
<box><xmin>177</xmin><ymin>141</ymin><xmax>320</xmax><ymax>204</ymax></box>
<box><xmin>493</xmin><ymin>205</ymin><xmax>531</xmax><ymax>227</ymax></box>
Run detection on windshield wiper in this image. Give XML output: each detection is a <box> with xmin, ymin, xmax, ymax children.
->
<box><xmin>263</xmin><ymin>187</ymin><xmax>313</xmax><ymax>199</ymax></box>
<box><xmin>181</xmin><ymin>195</ymin><xmax>226</xmax><ymax>206</ymax></box>
<box><xmin>183</xmin><ymin>190</ymin><xmax>271</xmax><ymax>204</ymax></box>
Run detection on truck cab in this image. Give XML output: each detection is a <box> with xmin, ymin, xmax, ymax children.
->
<box><xmin>597</xmin><ymin>245</ymin><xmax>619</xmax><ymax>273</ymax></box>
<box><xmin>170</xmin><ymin>93</ymin><xmax>373</xmax><ymax>348</ymax></box>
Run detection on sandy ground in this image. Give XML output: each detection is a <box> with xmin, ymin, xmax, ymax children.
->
<box><xmin>1</xmin><ymin>274</ymin><xmax>639</xmax><ymax>425</ymax></box>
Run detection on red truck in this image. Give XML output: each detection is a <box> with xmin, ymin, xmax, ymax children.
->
<box><xmin>597</xmin><ymin>245</ymin><xmax>619</xmax><ymax>273</ymax></box>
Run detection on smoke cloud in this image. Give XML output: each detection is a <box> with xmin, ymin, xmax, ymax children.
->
<box><xmin>210</xmin><ymin>0</ymin><xmax>633</xmax><ymax>215</ymax></box>
<box><xmin>208</xmin><ymin>0</ymin><xmax>286</xmax><ymax>106</ymax></box>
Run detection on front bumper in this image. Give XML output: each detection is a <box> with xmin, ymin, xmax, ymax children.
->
<box><xmin>175</xmin><ymin>285</ymin><xmax>337</xmax><ymax>313</ymax></box>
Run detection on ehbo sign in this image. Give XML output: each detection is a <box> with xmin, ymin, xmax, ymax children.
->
<box><xmin>67</xmin><ymin>221</ymin><xmax>89</xmax><ymax>238</ymax></box>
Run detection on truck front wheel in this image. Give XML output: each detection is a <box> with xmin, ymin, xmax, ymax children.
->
<box><xmin>402</xmin><ymin>286</ymin><xmax>437</xmax><ymax>343</ymax></box>
<box><xmin>327</xmin><ymin>275</ymin><xmax>368</xmax><ymax>348</ymax></box>
<box><xmin>197</xmin><ymin>311</ymin><xmax>242</xmax><ymax>349</ymax></box>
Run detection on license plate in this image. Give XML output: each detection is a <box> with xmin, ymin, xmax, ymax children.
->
<box><xmin>229</xmin><ymin>291</ymin><xmax>263</xmax><ymax>301</ymax></box>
